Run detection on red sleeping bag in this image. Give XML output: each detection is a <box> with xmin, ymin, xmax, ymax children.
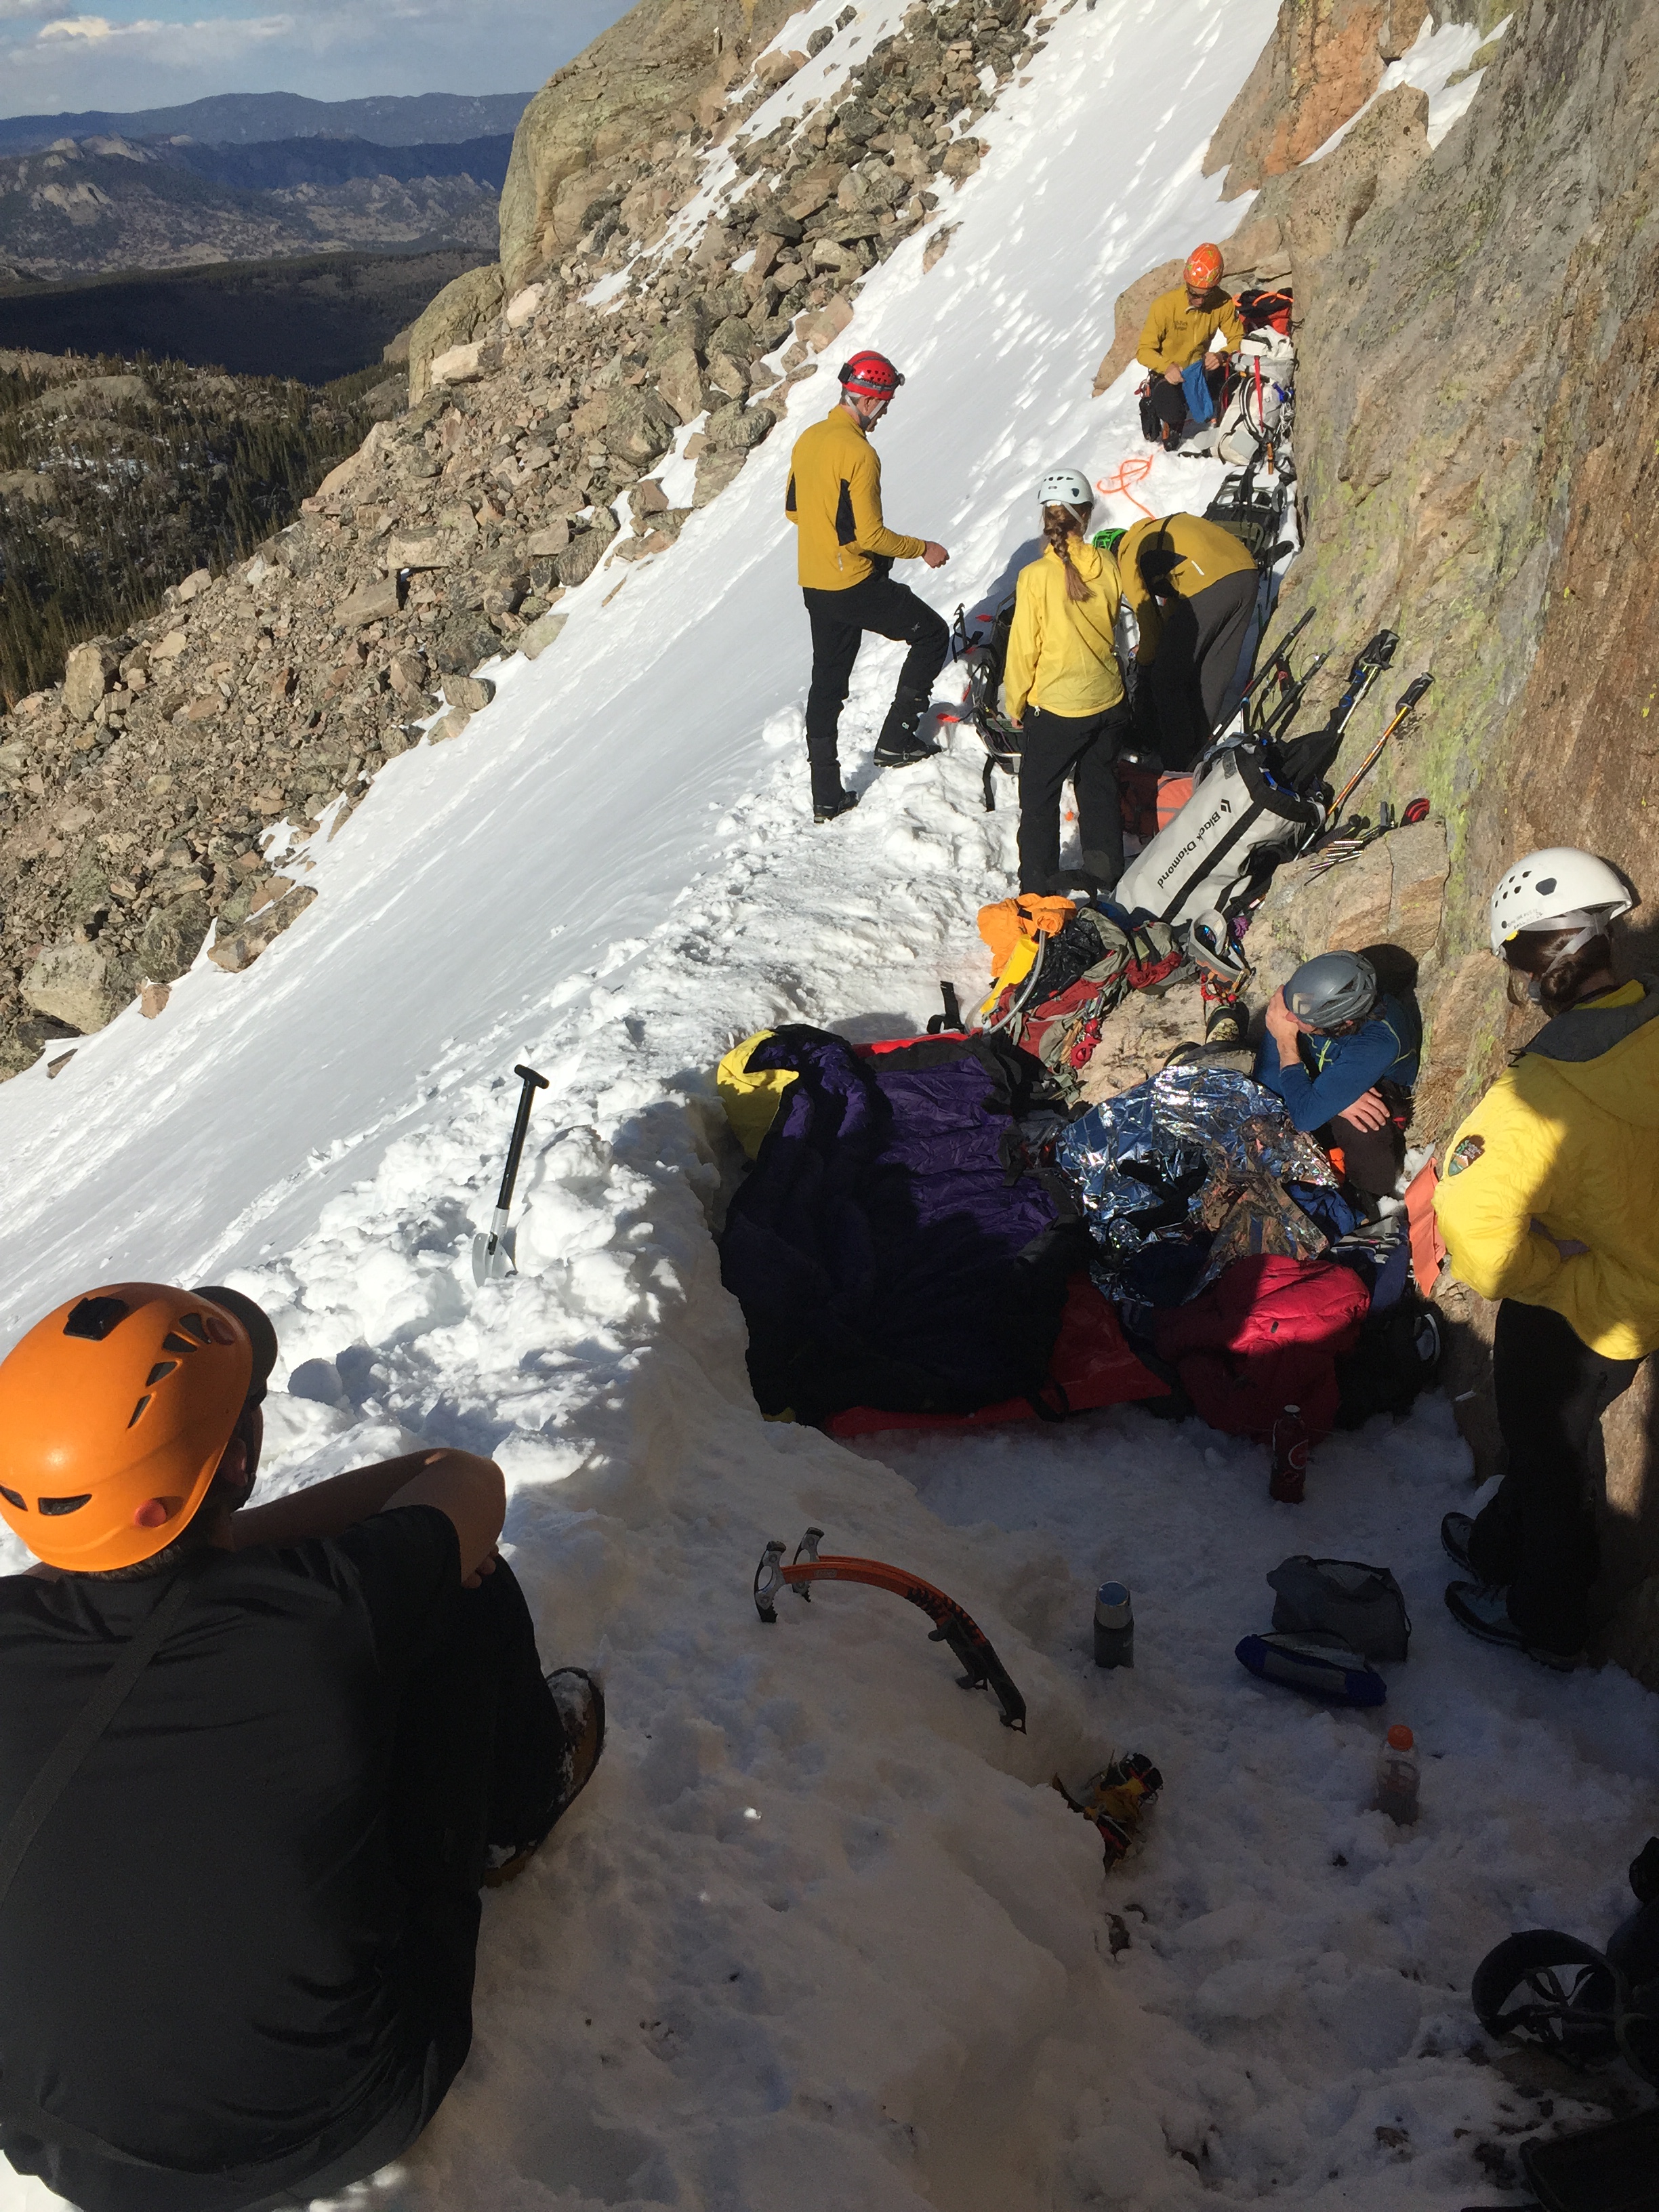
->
<box><xmin>1151</xmin><ymin>1253</ymin><xmax>1370</xmax><ymax>1441</ymax></box>
<box><xmin>829</xmin><ymin>1273</ymin><xmax>1169</xmax><ymax>1439</ymax></box>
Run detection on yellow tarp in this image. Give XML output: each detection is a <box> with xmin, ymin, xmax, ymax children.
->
<box><xmin>717</xmin><ymin>1029</ymin><xmax>797</xmax><ymax>1159</ymax></box>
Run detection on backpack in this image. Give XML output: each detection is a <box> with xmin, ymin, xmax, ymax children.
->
<box><xmin>1334</xmin><ymin>1290</ymin><xmax>1444</xmax><ymax>1428</ymax></box>
<box><xmin>1267</xmin><ymin>1553</ymin><xmax>1412</xmax><ymax>1662</ymax></box>
<box><xmin>1113</xmin><ymin>739</ymin><xmax>1326</xmax><ymax>979</ymax></box>
<box><xmin>1214</xmin><ymin>331</ymin><xmax>1294</xmax><ymax>469</ymax></box>
<box><xmin>1203</xmin><ymin>462</ymin><xmax>1289</xmax><ymax>568</ymax></box>
<box><xmin>1236</xmin><ymin>286</ymin><xmax>1293</xmax><ymax>337</ymax></box>
<box><xmin>951</xmin><ymin>596</ymin><xmax>1022</xmax><ymax>811</ymax></box>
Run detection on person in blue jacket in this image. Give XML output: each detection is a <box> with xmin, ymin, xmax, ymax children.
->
<box><xmin>1253</xmin><ymin>951</ymin><xmax>1420</xmax><ymax>1194</ymax></box>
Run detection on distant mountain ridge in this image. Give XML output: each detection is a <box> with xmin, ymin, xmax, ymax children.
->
<box><xmin>0</xmin><ymin>91</ymin><xmax>531</xmax><ymax>161</ymax></box>
<box><xmin>0</xmin><ymin>134</ymin><xmax>509</xmax><ymax>284</ymax></box>
<box><xmin>169</xmin><ymin>134</ymin><xmax>514</xmax><ymax>193</ymax></box>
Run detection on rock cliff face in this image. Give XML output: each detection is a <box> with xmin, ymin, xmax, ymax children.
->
<box><xmin>497</xmin><ymin>0</ymin><xmax>811</xmax><ymax>293</ymax></box>
<box><xmin>1229</xmin><ymin>0</ymin><xmax>1659</xmax><ymax>1678</ymax></box>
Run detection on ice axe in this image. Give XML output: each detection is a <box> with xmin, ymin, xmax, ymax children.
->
<box><xmin>472</xmin><ymin>1063</ymin><xmax>548</xmax><ymax>1286</ymax></box>
<box><xmin>1328</xmin><ymin>673</ymin><xmax>1433</xmax><ymax>817</ymax></box>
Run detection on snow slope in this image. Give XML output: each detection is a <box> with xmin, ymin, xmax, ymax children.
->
<box><xmin>3</xmin><ymin>2</ymin><xmax>1657</xmax><ymax>2207</ymax></box>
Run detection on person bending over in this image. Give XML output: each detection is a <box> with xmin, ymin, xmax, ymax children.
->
<box><xmin>1435</xmin><ymin>848</ymin><xmax>1659</xmax><ymax>1667</ymax></box>
<box><xmin>0</xmin><ymin>1280</ymin><xmax>602</xmax><ymax>2212</ymax></box>
<box><xmin>784</xmin><ymin>349</ymin><xmax>950</xmax><ymax>823</ymax></box>
<box><xmin>1136</xmin><ymin>243</ymin><xmax>1243</xmax><ymax>447</ymax></box>
<box><xmin>1002</xmin><ymin>468</ymin><xmax>1130</xmax><ymax>897</ymax></box>
<box><xmin>1253</xmin><ymin>951</ymin><xmax>1420</xmax><ymax>1195</ymax></box>
<box><xmin>1115</xmin><ymin>512</ymin><xmax>1259</xmax><ymax>770</ymax></box>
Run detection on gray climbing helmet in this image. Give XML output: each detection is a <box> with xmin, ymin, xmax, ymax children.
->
<box><xmin>1284</xmin><ymin>951</ymin><xmax>1378</xmax><ymax>1031</ymax></box>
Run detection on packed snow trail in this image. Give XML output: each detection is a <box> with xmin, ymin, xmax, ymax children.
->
<box><xmin>0</xmin><ymin>0</ymin><xmax>1270</xmax><ymax>1328</ymax></box>
<box><xmin>3</xmin><ymin>0</ymin><xmax>1657</xmax><ymax>2207</ymax></box>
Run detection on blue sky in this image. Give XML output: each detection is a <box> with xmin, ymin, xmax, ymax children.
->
<box><xmin>0</xmin><ymin>0</ymin><xmax>636</xmax><ymax>120</ymax></box>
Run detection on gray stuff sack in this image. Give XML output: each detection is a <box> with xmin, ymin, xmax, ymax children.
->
<box><xmin>1267</xmin><ymin>1555</ymin><xmax>1411</xmax><ymax>1663</ymax></box>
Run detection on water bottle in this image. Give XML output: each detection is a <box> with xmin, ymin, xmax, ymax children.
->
<box><xmin>1269</xmin><ymin>1404</ymin><xmax>1309</xmax><ymax>1504</ymax></box>
<box><xmin>1093</xmin><ymin>1582</ymin><xmax>1134</xmax><ymax>1668</ymax></box>
<box><xmin>1374</xmin><ymin>1724</ymin><xmax>1420</xmax><ymax>1825</ymax></box>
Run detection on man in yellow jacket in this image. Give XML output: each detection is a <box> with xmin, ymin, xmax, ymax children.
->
<box><xmin>1435</xmin><ymin>848</ymin><xmax>1658</xmax><ymax>1664</ymax></box>
<box><xmin>785</xmin><ymin>350</ymin><xmax>950</xmax><ymax>822</ymax></box>
<box><xmin>1116</xmin><ymin>512</ymin><xmax>1258</xmax><ymax>768</ymax></box>
<box><xmin>1136</xmin><ymin>243</ymin><xmax>1243</xmax><ymax>447</ymax></box>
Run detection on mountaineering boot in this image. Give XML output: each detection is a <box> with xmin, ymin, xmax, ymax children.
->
<box><xmin>1204</xmin><ymin>998</ymin><xmax>1248</xmax><ymax>1048</ymax></box>
<box><xmin>1441</xmin><ymin>1511</ymin><xmax>1477</xmax><ymax>1575</ymax></box>
<box><xmin>874</xmin><ymin>732</ymin><xmax>941</xmax><ymax>768</ymax></box>
<box><xmin>484</xmin><ymin>1667</ymin><xmax>607</xmax><ymax>1887</ymax></box>
<box><xmin>814</xmin><ymin>787</ymin><xmax>861</xmax><ymax>823</ymax></box>
<box><xmin>1443</xmin><ymin>1582</ymin><xmax>1580</xmax><ymax>1672</ymax></box>
<box><xmin>873</xmin><ymin>687</ymin><xmax>941</xmax><ymax>768</ymax></box>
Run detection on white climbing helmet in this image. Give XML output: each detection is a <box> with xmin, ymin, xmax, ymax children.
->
<box><xmin>1038</xmin><ymin>466</ymin><xmax>1093</xmax><ymax>511</ymax></box>
<box><xmin>1488</xmin><ymin>848</ymin><xmax>1635</xmax><ymax>959</ymax></box>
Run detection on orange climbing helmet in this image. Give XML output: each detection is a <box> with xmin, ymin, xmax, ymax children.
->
<box><xmin>1183</xmin><ymin>243</ymin><xmax>1225</xmax><ymax>291</ymax></box>
<box><xmin>0</xmin><ymin>1284</ymin><xmax>254</xmax><ymax>1572</ymax></box>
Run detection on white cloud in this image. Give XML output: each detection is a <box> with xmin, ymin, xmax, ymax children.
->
<box><xmin>0</xmin><ymin>0</ymin><xmax>630</xmax><ymax>117</ymax></box>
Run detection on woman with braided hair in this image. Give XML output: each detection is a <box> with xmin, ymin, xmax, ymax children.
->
<box><xmin>1002</xmin><ymin>468</ymin><xmax>1130</xmax><ymax>895</ymax></box>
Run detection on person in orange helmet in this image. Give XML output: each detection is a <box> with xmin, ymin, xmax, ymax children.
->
<box><xmin>1135</xmin><ymin>242</ymin><xmax>1244</xmax><ymax>448</ymax></box>
<box><xmin>0</xmin><ymin>1281</ymin><xmax>603</xmax><ymax>2212</ymax></box>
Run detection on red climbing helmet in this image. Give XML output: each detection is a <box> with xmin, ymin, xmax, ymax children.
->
<box><xmin>838</xmin><ymin>350</ymin><xmax>905</xmax><ymax>401</ymax></box>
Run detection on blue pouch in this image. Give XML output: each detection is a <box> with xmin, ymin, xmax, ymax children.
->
<box><xmin>1181</xmin><ymin>361</ymin><xmax>1218</xmax><ymax>426</ymax></box>
<box><xmin>1235</xmin><ymin>1632</ymin><xmax>1387</xmax><ymax>1706</ymax></box>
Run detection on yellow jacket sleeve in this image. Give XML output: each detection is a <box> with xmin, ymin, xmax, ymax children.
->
<box><xmin>848</xmin><ymin>444</ymin><xmax>926</xmax><ymax>564</ymax></box>
<box><xmin>1216</xmin><ymin>295</ymin><xmax>1244</xmax><ymax>349</ymax></box>
<box><xmin>1433</xmin><ymin>1078</ymin><xmax>1565</xmax><ymax>1307</ymax></box>
<box><xmin>1003</xmin><ymin>567</ymin><xmax>1041</xmax><ymax>726</ymax></box>
<box><xmin>1136</xmin><ymin>294</ymin><xmax>1177</xmax><ymax>375</ymax></box>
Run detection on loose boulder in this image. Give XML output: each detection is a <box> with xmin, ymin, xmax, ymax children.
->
<box><xmin>407</xmin><ymin>264</ymin><xmax>506</xmax><ymax>404</ymax></box>
<box><xmin>23</xmin><ymin>941</ymin><xmax>118</xmax><ymax>1032</ymax></box>
<box><xmin>207</xmin><ymin>885</ymin><xmax>318</xmax><ymax>975</ymax></box>
<box><xmin>63</xmin><ymin>642</ymin><xmax>118</xmax><ymax>722</ymax></box>
<box><xmin>604</xmin><ymin>387</ymin><xmax>678</xmax><ymax>466</ymax></box>
<box><xmin>137</xmin><ymin>895</ymin><xmax>211</xmax><ymax>985</ymax></box>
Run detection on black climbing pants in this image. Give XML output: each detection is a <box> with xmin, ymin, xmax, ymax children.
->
<box><xmin>1467</xmin><ymin>1298</ymin><xmax>1645</xmax><ymax>1659</ymax></box>
<box><xmin>1017</xmin><ymin>702</ymin><xmax>1131</xmax><ymax>895</ymax></box>
<box><xmin>802</xmin><ymin>569</ymin><xmax>950</xmax><ymax>807</ymax></box>
<box><xmin>240</xmin><ymin>1563</ymin><xmax>569</xmax><ymax>2212</ymax></box>
<box><xmin>1142</xmin><ymin>567</ymin><xmax>1258</xmax><ymax>771</ymax></box>
<box><xmin>1138</xmin><ymin>359</ymin><xmax>1229</xmax><ymax>446</ymax></box>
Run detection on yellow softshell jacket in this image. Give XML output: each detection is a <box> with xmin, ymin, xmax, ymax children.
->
<box><xmin>1115</xmin><ymin>514</ymin><xmax>1257</xmax><ymax>663</ymax></box>
<box><xmin>1135</xmin><ymin>285</ymin><xmax>1244</xmax><ymax>375</ymax></box>
<box><xmin>1002</xmin><ymin>541</ymin><xmax>1125</xmax><ymax>723</ymax></box>
<box><xmin>785</xmin><ymin>406</ymin><xmax>926</xmax><ymax>590</ymax></box>
<box><xmin>1434</xmin><ymin>978</ymin><xmax>1659</xmax><ymax>1359</ymax></box>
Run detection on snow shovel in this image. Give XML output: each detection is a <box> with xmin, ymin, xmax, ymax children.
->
<box><xmin>472</xmin><ymin>1063</ymin><xmax>548</xmax><ymax>1286</ymax></box>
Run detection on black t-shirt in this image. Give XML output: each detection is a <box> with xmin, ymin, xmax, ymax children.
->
<box><xmin>0</xmin><ymin>1504</ymin><xmax>460</xmax><ymax>2209</ymax></box>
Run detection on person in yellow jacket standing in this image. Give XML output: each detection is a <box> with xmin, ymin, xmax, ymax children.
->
<box><xmin>1002</xmin><ymin>468</ymin><xmax>1130</xmax><ymax>895</ymax></box>
<box><xmin>1116</xmin><ymin>512</ymin><xmax>1259</xmax><ymax>769</ymax></box>
<box><xmin>1435</xmin><ymin>848</ymin><xmax>1658</xmax><ymax>1665</ymax></box>
<box><xmin>1136</xmin><ymin>243</ymin><xmax>1243</xmax><ymax>447</ymax></box>
<box><xmin>784</xmin><ymin>350</ymin><xmax>950</xmax><ymax>823</ymax></box>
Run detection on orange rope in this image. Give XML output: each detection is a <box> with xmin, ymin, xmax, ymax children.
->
<box><xmin>1096</xmin><ymin>451</ymin><xmax>1157</xmax><ymax>519</ymax></box>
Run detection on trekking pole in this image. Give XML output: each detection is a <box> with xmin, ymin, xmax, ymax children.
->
<box><xmin>472</xmin><ymin>1064</ymin><xmax>549</xmax><ymax>1286</ymax></box>
<box><xmin>1237</xmin><ymin>608</ymin><xmax>1317</xmax><ymax>739</ymax></box>
<box><xmin>1257</xmin><ymin>650</ymin><xmax>1329</xmax><ymax>742</ymax></box>
<box><xmin>1328</xmin><ymin>674</ymin><xmax>1433</xmax><ymax>818</ymax></box>
<box><xmin>1236</xmin><ymin>605</ymin><xmax>1315</xmax><ymax>712</ymax></box>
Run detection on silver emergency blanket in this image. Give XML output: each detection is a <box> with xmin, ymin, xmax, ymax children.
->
<box><xmin>1052</xmin><ymin>1065</ymin><xmax>1337</xmax><ymax>1290</ymax></box>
